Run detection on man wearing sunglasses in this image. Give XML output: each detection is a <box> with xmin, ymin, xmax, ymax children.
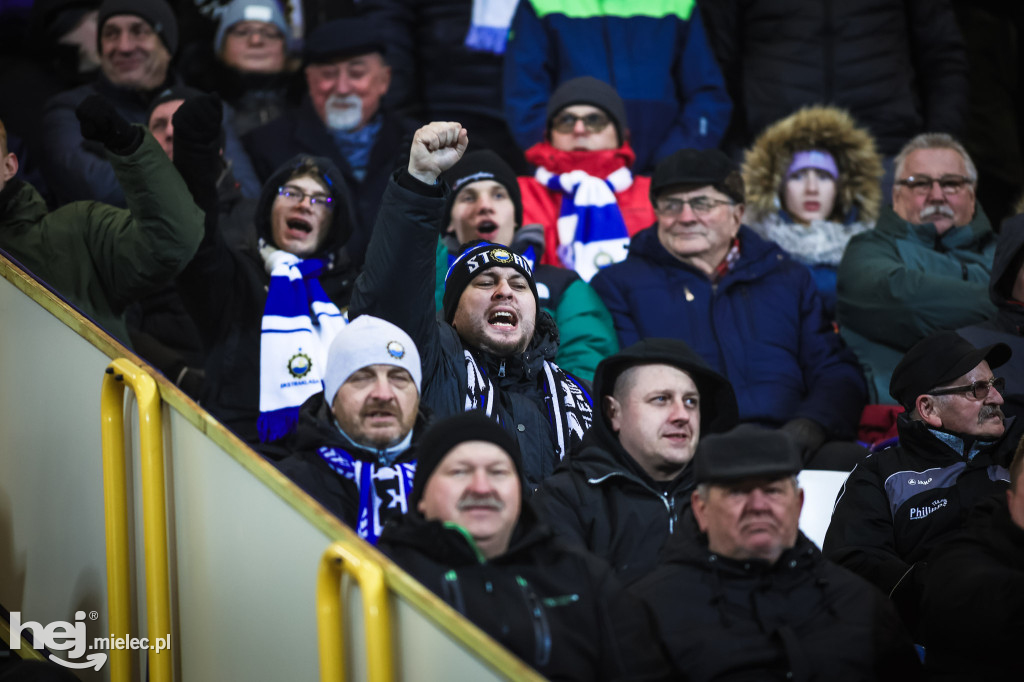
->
<box><xmin>837</xmin><ymin>133</ymin><xmax>997</xmax><ymax>403</ymax></box>
<box><xmin>824</xmin><ymin>331</ymin><xmax>1016</xmax><ymax>639</ymax></box>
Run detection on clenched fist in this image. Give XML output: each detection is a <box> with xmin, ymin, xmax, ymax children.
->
<box><xmin>407</xmin><ymin>122</ymin><xmax>469</xmax><ymax>185</ymax></box>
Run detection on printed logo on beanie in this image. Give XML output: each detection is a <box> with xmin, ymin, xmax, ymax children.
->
<box><xmin>288</xmin><ymin>352</ymin><xmax>313</xmax><ymax>378</ymax></box>
<box><xmin>387</xmin><ymin>341</ymin><xmax>405</xmax><ymax>359</ymax></box>
<box><xmin>452</xmin><ymin>171</ymin><xmax>497</xmax><ymax>192</ymax></box>
<box><xmin>462</xmin><ymin>247</ymin><xmax>532</xmax><ymax>277</ymax></box>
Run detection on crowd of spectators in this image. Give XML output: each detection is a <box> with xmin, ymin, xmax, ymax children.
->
<box><xmin>2</xmin><ymin>0</ymin><xmax>1024</xmax><ymax>679</ymax></box>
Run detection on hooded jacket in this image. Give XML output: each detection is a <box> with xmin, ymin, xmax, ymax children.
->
<box><xmin>592</xmin><ymin>224</ymin><xmax>866</xmax><ymax>437</ymax></box>
<box><xmin>0</xmin><ymin>132</ymin><xmax>203</xmax><ymax>348</ymax></box>
<box><xmin>742</xmin><ymin>106</ymin><xmax>883</xmax><ymax>317</ymax></box>
<box><xmin>350</xmin><ymin>171</ymin><xmax>593</xmax><ymax>487</ymax></box>
<box><xmin>378</xmin><ymin>504</ymin><xmax>673</xmax><ymax>681</ymax></box>
<box><xmin>837</xmin><ymin>205</ymin><xmax>997</xmax><ymax>403</ymax></box>
<box><xmin>631</xmin><ymin>520</ymin><xmax>924</xmax><ymax>681</ymax></box>
<box><xmin>533</xmin><ymin>339</ymin><xmax>738</xmax><ymax>586</ymax></box>
<box><xmin>177</xmin><ymin>154</ymin><xmax>358</xmax><ymax>444</ymax></box>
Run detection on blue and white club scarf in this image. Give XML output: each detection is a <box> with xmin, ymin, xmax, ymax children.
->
<box><xmin>534</xmin><ymin>165</ymin><xmax>632</xmax><ymax>282</ymax></box>
<box><xmin>464</xmin><ymin>0</ymin><xmax>519</xmax><ymax>54</ymax></box>
<box><xmin>258</xmin><ymin>247</ymin><xmax>346</xmax><ymax>442</ymax></box>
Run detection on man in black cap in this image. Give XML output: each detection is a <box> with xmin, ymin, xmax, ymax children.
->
<box><xmin>532</xmin><ymin>338</ymin><xmax>738</xmax><ymax>585</ymax></box>
<box><xmin>243</xmin><ymin>16</ymin><xmax>415</xmax><ymax>268</ymax></box>
<box><xmin>590</xmin><ymin>147</ymin><xmax>868</xmax><ymax>470</ymax></box>
<box><xmin>631</xmin><ymin>424</ymin><xmax>924</xmax><ymax>681</ymax></box>
<box><xmin>350</xmin><ymin>121</ymin><xmax>594</xmax><ymax>486</ymax></box>
<box><xmin>378</xmin><ymin>411</ymin><xmax>672</xmax><ymax>681</ymax></box>
<box><xmin>824</xmin><ymin>330</ymin><xmax>1015</xmax><ymax>636</ymax></box>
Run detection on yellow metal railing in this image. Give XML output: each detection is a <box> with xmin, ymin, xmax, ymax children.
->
<box><xmin>317</xmin><ymin>541</ymin><xmax>394</xmax><ymax>682</ymax></box>
<box><xmin>100</xmin><ymin>359</ymin><xmax>173</xmax><ymax>682</ymax></box>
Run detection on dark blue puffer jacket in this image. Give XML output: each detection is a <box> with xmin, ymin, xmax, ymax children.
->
<box><xmin>590</xmin><ymin>224</ymin><xmax>866</xmax><ymax>438</ymax></box>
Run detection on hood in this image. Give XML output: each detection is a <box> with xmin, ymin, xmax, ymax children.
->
<box><xmin>988</xmin><ymin>213</ymin><xmax>1024</xmax><ymax>307</ymax></box>
<box><xmin>255</xmin><ymin>154</ymin><xmax>356</xmax><ymax>258</ymax></box>
<box><xmin>742</xmin><ymin>106</ymin><xmax>883</xmax><ymax>224</ymax></box>
<box><xmin>0</xmin><ymin>180</ymin><xmax>47</xmax><ymax>228</ymax></box>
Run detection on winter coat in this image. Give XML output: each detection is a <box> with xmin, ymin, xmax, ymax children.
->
<box><xmin>699</xmin><ymin>0</ymin><xmax>968</xmax><ymax>157</ymax></box>
<box><xmin>742</xmin><ymin>106</ymin><xmax>883</xmax><ymax>318</ymax></box>
<box><xmin>242</xmin><ymin>97</ymin><xmax>414</xmax><ymax>268</ymax></box>
<box><xmin>822</xmin><ymin>415</ymin><xmax>1013</xmax><ymax>631</ymax></box>
<box><xmin>263</xmin><ymin>393</ymin><xmax>420</xmax><ymax>542</ymax></box>
<box><xmin>503</xmin><ymin>0</ymin><xmax>732</xmax><ymax>173</ymax></box>
<box><xmin>519</xmin><ymin>141</ymin><xmax>654</xmax><ymax>267</ymax></box>
<box><xmin>176</xmin><ymin>155</ymin><xmax>358</xmax><ymax>445</ymax></box>
<box><xmin>631</xmin><ymin>523</ymin><xmax>924</xmax><ymax>681</ymax></box>
<box><xmin>434</xmin><ymin>226</ymin><xmax>619</xmax><ymax>383</ymax></box>
<box><xmin>378</xmin><ymin>506</ymin><xmax>674</xmax><ymax>681</ymax></box>
<box><xmin>921</xmin><ymin>496</ymin><xmax>1024</xmax><ymax>680</ymax></box>
<box><xmin>837</xmin><ymin>205</ymin><xmax>997</xmax><ymax>403</ymax></box>
<box><xmin>349</xmin><ymin>172</ymin><xmax>593</xmax><ymax>487</ymax></box>
<box><xmin>0</xmin><ymin>132</ymin><xmax>203</xmax><ymax>348</ymax></box>
<box><xmin>591</xmin><ymin>225</ymin><xmax>866</xmax><ymax>438</ymax></box>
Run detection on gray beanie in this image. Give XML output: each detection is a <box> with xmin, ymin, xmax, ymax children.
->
<box><xmin>214</xmin><ymin>0</ymin><xmax>289</xmax><ymax>54</ymax></box>
<box><xmin>322</xmin><ymin>316</ymin><xmax>422</xmax><ymax>405</ymax></box>
<box><xmin>97</xmin><ymin>0</ymin><xmax>178</xmax><ymax>55</ymax></box>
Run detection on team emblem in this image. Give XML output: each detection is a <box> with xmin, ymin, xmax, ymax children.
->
<box><xmin>593</xmin><ymin>251</ymin><xmax>614</xmax><ymax>269</ymax></box>
<box><xmin>490</xmin><ymin>248</ymin><xmax>513</xmax><ymax>263</ymax></box>
<box><xmin>387</xmin><ymin>341</ymin><xmax>405</xmax><ymax>359</ymax></box>
<box><xmin>288</xmin><ymin>352</ymin><xmax>313</xmax><ymax>378</ymax></box>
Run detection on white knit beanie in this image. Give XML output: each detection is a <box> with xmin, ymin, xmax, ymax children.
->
<box><xmin>214</xmin><ymin>0</ymin><xmax>290</xmax><ymax>54</ymax></box>
<box><xmin>322</xmin><ymin>316</ymin><xmax>422</xmax><ymax>404</ymax></box>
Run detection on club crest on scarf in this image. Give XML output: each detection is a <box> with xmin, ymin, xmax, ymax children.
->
<box><xmin>288</xmin><ymin>352</ymin><xmax>313</xmax><ymax>378</ymax></box>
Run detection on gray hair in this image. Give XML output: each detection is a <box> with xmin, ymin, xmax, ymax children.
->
<box><xmin>894</xmin><ymin>133</ymin><xmax>978</xmax><ymax>184</ymax></box>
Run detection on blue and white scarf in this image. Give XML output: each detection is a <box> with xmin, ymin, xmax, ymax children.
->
<box><xmin>257</xmin><ymin>245</ymin><xmax>346</xmax><ymax>442</ymax></box>
<box><xmin>535</xmin><ymin>165</ymin><xmax>632</xmax><ymax>282</ymax></box>
<box><xmin>464</xmin><ymin>0</ymin><xmax>520</xmax><ymax>54</ymax></box>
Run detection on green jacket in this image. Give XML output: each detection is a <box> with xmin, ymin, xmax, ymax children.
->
<box><xmin>0</xmin><ymin>131</ymin><xmax>204</xmax><ymax>347</ymax></box>
<box><xmin>837</xmin><ymin>205</ymin><xmax>997</xmax><ymax>403</ymax></box>
<box><xmin>434</xmin><ymin>239</ymin><xmax>618</xmax><ymax>382</ymax></box>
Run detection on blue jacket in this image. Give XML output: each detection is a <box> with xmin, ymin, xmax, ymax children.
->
<box><xmin>503</xmin><ymin>0</ymin><xmax>731</xmax><ymax>173</ymax></box>
<box><xmin>591</xmin><ymin>225</ymin><xmax>866</xmax><ymax>438</ymax></box>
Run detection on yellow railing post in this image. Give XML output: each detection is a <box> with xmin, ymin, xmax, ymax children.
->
<box><xmin>317</xmin><ymin>542</ymin><xmax>394</xmax><ymax>682</ymax></box>
<box><xmin>100</xmin><ymin>359</ymin><xmax>173</xmax><ymax>682</ymax></box>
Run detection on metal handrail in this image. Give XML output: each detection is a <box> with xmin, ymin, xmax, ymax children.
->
<box><xmin>317</xmin><ymin>542</ymin><xmax>394</xmax><ymax>682</ymax></box>
<box><xmin>100</xmin><ymin>359</ymin><xmax>173</xmax><ymax>682</ymax></box>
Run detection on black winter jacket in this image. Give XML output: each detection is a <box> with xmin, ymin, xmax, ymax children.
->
<box><xmin>631</xmin><ymin>523</ymin><xmax>924</xmax><ymax>681</ymax></box>
<box><xmin>349</xmin><ymin>173</ymin><xmax>592</xmax><ymax>486</ymax></box>
<box><xmin>378</xmin><ymin>506</ymin><xmax>673</xmax><ymax>681</ymax></box>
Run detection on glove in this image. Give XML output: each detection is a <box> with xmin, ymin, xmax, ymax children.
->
<box><xmin>781</xmin><ymin>418</ymin><xmax>827</xmax><ymax>464</ymax></box>
<box><xmin>171</xmin><ymin>93</ymin><xmax>224</xmax><ymax>154</ymax></box>
<box><xmin>75</xmin><ymin>94</ymin><xmax>142</xmax><ymax>155</ymax></box>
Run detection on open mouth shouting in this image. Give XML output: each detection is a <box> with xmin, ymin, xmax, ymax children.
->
<box><xmin>487</xmin><ymin>308</ymin><xmax>519</xmax><ymax>330</ymax></box>
<box><xmin>474</xmin><ymin>220</ymin><xmax>499</xmax><ymax>237</ymax></box>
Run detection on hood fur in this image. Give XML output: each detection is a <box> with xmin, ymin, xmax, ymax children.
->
<box><xmin>742</xmin><ymin>106</ymin><xmax>883</xmax><ymax>224</ymax></box>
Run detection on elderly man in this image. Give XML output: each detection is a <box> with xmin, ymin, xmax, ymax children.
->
<box><xmin>266</xmin><ymin>316</ymin><xmax>422</xmax><ymax>544</ymax></box>
<box><xmin>632</xmin><ymin>424</ymin><xmax>924</xmax><ymax>681</ymax></box>
<box><xmin>533</xmin><ymin>338</ymin><xmax>738</xmax><ymax>585</ymax></box>
<box><xmin>437</xmin><ymin>149</ymin><xmax>618</xmax><ymax>381</ymax></box>
<box><xmin>243</xmin><ymin>17</ymin><xmax>413</xmax><ymax>268</ymax></box>
<box><xmin>824</xmin><ymin>331</ymin><xmax>1015</xmax><ymax>636</ymax></box>
<box><xmin>591</xmin><ymin>148</ymin><xmax>867</xmax><ymax>469</ymax></box>
<box><xmin>350</xmin><ymin>122</ymin><xmax>594</xmax><ymax>486</ymax></box>
<box><xmin>517</xmin><ymin>77</ymin><xmax>655</xmax><ymax>276</ymax></box>
<box><xmin>378</xmin><ymin>411</ymin><xmax>672</xmax><ymax>681</ymax></box>
<box><xmin>837</xmin><ymin>133</ymin><xmax>997</xmax><ymax>403</ymax></box>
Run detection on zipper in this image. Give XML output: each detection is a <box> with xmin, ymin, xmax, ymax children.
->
<box><xmin>498</xmin><ymin>360</ymin><xmax>506</xmax><ymax>378</ymax></box>
<box><xmin>442</xmin><ymin>570</ymin><xmax>467</xmax><ymax>614</ymax></box>
<box><xmin>667</xmin><ymin>494</ymin><xmax>676</xmax><ymax>534</ymax></box>
<box><xmin>516</xmin><ymin>575</ymin><xmax>552</xmax><ymax>667</ymax></box>
<box><xmin>588</xmin><ymin>472</ymin><xmax>675</xmax><ymax>523</ymax></box>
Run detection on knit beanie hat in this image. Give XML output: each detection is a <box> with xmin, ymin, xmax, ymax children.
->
<box><xmin>545</xmin><ymin>76</ymin><xmax>628</xmax><ymax>146</ymax></box>
<box><xmin>409</xmin><ymin>411</ymin><xmax>524</xmax><ymax>511</ymax></box>
<box><xmin>213</xmin><ymin>0</ymin><xmax>289</xmax><ymax>54</ymax></box>
<box><xmin>97</xmin><ymin>0</ymin><xmax>178</xmax><ymax>55</ymax></box>
<box><xmin>441</xmin><ymin>241</ymin><xmax>539</xmax><ymax>323</ymax></box>
<box><xmin>322</xmin><ymin>315</ymin><xmax>422</xmax><ymax>405</ymax></box>
<box><xmin>440</xmin><ymin>150</ymin><xmax>523</xmax><ymax>231</ymax></box>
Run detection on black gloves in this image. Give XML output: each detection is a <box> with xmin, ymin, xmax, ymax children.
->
<box><xmin>171</xmin><ymin>93</ymin><xmax>224</xmax><ymax>155</ymax></box>
<box><xmin>781</xmin><ymin>417</ymin><xmax>828</xmax><ymax>464</ymax></box>
<box><xmin>75</xmin><ymin>94</ymin><xmax>143</xmax><ymax>155</ymax></box>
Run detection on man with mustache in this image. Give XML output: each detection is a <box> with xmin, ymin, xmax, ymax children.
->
<box><xmin>243</xmin><ymin>17</ymin><xmax>414</xmax><ymax>270</ymax></box>
<box><xmin>837</xmin><ymin>133</ymin><xmax>997</xmax><ymax>403</ymax></box>
<box><xmin>378</xmin><ymin>411</ymin><xmax>672</xmax><ymax>681</ymax></box>
<box><xmin>266</xmin><ymin>315</ymin><xmax>422</xmax><ymax>545</ymax></box>
<box><xmin>631</xmin><ymin>425</ymin><xmax>923</xmax><ymax>681</ymax></box>
<box><xmin>824</xmin><ymin>331</ymin><xmax>1016</xmax><ymax>638</ymax></box>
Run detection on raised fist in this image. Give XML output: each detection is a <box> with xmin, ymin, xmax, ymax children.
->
<box><xmin>407</xmin><ymin>122</ymin><xmax>468</xmax><ymax>185</ymax></box>
<box><xmin>172</xmin><ymin>94</ymin><xmax>224</xmax><ymax>149</ymax></box>
<box><xmin>75</xmin><ymin>94</ymin><xmax>141</xmax><ymax>155</ymax></box>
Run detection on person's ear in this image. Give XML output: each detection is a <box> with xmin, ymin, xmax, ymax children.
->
<box><xmin>604</xmin><ymin>395</ymin><xmax>622</xmax><ymax>433</ymax></box>
<box><xmin>916</xmin><ymin>394</ymin><xmax>944</xmax><ymax>428</ymax></box>
<box><xmin>1</xmin><ymin>151</ymin><xmax>19</xmax><ymax>182</ymax></box>
<box><xmin>691</xmin><ymin>489</ymin><xmax>708</xmax><ymax>532</ymax></box>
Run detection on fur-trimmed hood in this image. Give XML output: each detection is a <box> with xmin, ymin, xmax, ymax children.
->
<box><xmin>742</xmin><ymin>106</ymin><xmax>883</xmax><ymax>224</ymax></box>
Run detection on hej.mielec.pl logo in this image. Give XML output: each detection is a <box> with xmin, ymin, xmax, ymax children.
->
<box><xmin>9</xmin><ymin>610</ymin><xmax>171</xmax><ymax>671</ymax></box>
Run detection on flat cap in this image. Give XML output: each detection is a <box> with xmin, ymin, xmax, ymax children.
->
<box><xmin>889</xmin><ymin>331</ymin><xmax>1011</xmax><ymax>408</ymax></box>
<box><xmin>693</xmin><ymin>424</ymin><xmax>802</xmax><ymax>484</ymax></box>
<box><xmin>650</xmin><ymin>148</ymin><xmax>742</xmax><ymax>203</ymax></box>
<box><xmin>304</xmin><ymin>17</ymin><xmax>386</xmax><ymax>64</ymax></box>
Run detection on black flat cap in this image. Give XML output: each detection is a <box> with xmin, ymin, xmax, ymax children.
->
<box><xmin>650</xmin><ymin>148</ymin><xmax>742</xmax><ymax>203</ymax></box>
<box><xmin>890</xmin><ymin>331</ymin><xmax>1011</xmax><ymax>409</ymax></box>
<box><xmin>693</xmin><ymin>424</ymin><xmax>802</xmax><ymax>484</ymax></box>
<box><xmin>304</xmin><ymin>17</ymin><xmax>386</xmax><ymax>64</ymax></box>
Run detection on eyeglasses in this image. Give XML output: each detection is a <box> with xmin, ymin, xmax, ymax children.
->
<box><xmin>227</xmin><ymin>25</ymin><xmax>285</xmax><ymax>41</ymax></box>
<box><xmin>928</xmin><ymin>376</ymin><xmax>1005</xmax><ymax>400</ymax></box>
<box><xmin>277</xmin><ymin>186</ymin><xmax>333</xmax><ymax>208</ymax></box>
<box><xmin>895</xmin><ymin>175</ymin><xmax>972</xmax><ymax>196</ymax></box>
<box><xmin>551</xmin><ymin>112</ymin><xmax>611</xmax><ymax>134</ymax></box>
<box><xmin>654</xmin><ymin>196</ymin><xmax>734</xmax><ymax>217</ymax></box>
